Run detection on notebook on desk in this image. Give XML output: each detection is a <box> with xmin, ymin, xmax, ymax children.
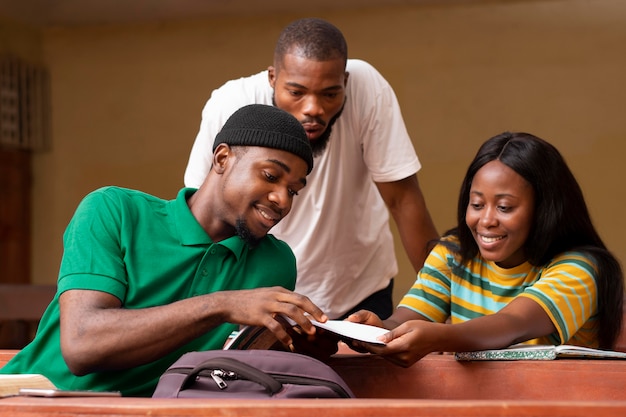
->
<box><xmin>455</xmin><ymin>344</ymin><xmax>626</xmax><ymax>361</ymax></box>
<box><xmin>0</xmin><ymin>374</ymin><xmax>56</xmax><ymax>397</ymax></box>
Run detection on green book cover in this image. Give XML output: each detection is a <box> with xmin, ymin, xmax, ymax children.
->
<box><xmin>455</xmin><ymin>344</ymin><xmax>626</xmax><ymax>361</ymax></box>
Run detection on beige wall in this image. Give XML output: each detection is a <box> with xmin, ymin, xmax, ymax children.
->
<box><xmin>2</xmin><ymin>0</ymin><xmax>625</xmax><ymax>304</ymax></box>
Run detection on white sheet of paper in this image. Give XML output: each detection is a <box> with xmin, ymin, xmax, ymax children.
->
<box><xmin>311</xmin><ymin>319</ymin><xmax>388</xmax><ymax>345</ymax></box>
<box><xmin>282</xmin><ymin>316</ymin><xmax>388</xmax><ymax>345</ymax></box>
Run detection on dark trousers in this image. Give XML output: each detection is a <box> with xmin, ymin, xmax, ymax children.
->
<box><xmin>337</xmin><ymin>279</ymin><xmax>394</xmax><ymax>320</ymax></box>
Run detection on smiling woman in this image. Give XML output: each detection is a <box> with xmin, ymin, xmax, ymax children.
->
<box><xmin>346</xmin><ymin>131</ymin><xmax>624</xmax><ymax>367</ymax></box>
<box><xmin>465</xmin><ymin>159</ymin><xmax>535</xmax><ymax>269</ymax></box>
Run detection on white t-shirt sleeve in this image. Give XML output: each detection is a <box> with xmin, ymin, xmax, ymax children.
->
<box><xmin>347</xmin><ymin>59</ymin><xmax>421</xmax><ymax>183</ymax></box>
<box><xmin>183</xmin><ymin>98</ymin><xmax>219</xmax><ymax>188</ymax></box>
<box><xmin>184</xmin><ymin>72</ymin><xmax>272</xmax><ymax>188</ymax></box>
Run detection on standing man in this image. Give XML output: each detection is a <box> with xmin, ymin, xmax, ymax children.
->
<box><xmin>1</xmin><ymin>105</ymin><xmax>326</xmax><ymax>397</ymax></box>
<box><xmin>185</xmin><ymin>18</ymin><xmax>438</xmax><ymax>319</ymax></box>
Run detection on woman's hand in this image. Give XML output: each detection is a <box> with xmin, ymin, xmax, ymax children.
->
<box><xmin>350</xmin><ymin>320</ymin><xmax>444</xmax><ymax>367</ymax></box>
<box><xmin>345</xmin><ymin>298</ymin><xmax>559</xmax><ymax>368</ymax></box>
<box><xmin>345</xmin><ymin>309</ymin><xmax>385</xmax><ymax>328</ymax></box>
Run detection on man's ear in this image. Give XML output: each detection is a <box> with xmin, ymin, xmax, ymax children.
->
<box><xmin>212</xmin><ymin>143</ymin><xmax>231</xmax><ymax>174</ymax></box>
<box><xmin>268</xmin><ymin>66</ymin><xmax>276</xmax><ymax>88</ymax></box>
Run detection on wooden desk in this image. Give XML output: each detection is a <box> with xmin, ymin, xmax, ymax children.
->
<box><xmin>3</xmin><ymin>350</ymin><xmax>626</xmax><ymax>400</ymax></box>
<box><xmin>2</xmin><ymin>352</ymin><xmax>626</xmax><ymax>416</ymax></box>
<box><xmin>1</xmin><ymin>397</ymin><xmax>625</xmax><ymax>417</ymax></box>
<box><xmin>328</xmin><ymin>353</ymin><xmax>626</xmax><ymax>400</ymax></box>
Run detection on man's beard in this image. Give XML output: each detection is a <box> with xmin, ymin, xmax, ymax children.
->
<box><xmin>272</xmin><ymin>96</ymin><xmax>345</xmax><ymax>157</ymax></box>
<box><xmin>235</xmin><ymin>218</ymin><xmax>261</xmax><ymax>248</ymax></box>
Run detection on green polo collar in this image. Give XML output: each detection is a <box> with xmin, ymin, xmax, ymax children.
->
<box><xmin>169</xmin><ymin>188</ymin><xmax>247</xmax><ymax>260</ymax></box>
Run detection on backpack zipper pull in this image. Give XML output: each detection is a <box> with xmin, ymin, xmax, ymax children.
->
<box><xmin>210</xmin><ymin>371</ymin><xmax>228</xmax><ymax>389</ymax></box>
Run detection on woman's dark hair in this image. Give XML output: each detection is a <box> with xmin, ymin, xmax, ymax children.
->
<box><xmin>448</xmin><ymin>131</ymin><xmax>623</xmax><ymax>348</ymax></box>
<box><xmin>274</xmin><ymin>18</ymin><xmax>348</xmax><ymax>66</ymax></box>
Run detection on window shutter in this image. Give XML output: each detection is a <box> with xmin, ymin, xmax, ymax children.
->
<box><xmin>0</xmin><ymin>55</ymin><xmax>51</xmax><ymax>152</ymax></box>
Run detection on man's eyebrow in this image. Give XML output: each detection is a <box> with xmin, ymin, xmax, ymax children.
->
<box><xmin>268</xmin><ymin>159</ymin><xmax>307</xmax><ymax>187</ymax></box>
<box><xmin>285</xmin><ymin>81</ymin><xmax>343</xmax><ymax>92</ymax></box>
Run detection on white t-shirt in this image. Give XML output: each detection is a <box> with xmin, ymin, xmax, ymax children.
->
<box><xmin>184</xmin><ymin>59</ymin><xmax>421</xmax><ymax>318</ymax></box>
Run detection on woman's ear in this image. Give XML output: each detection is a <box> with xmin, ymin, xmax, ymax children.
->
<box><xmin>212</xmin><ymin>143</ymin><xmax>231</xmax><ymax>174</ymax></box>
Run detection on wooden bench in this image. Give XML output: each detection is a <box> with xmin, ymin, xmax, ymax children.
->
<box><xmin>0</xmin><ymin>284</ymin><xmax>57</xmax><ymax>348</ymax></box>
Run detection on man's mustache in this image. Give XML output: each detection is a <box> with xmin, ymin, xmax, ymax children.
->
<box><xmin>300</xmin><ymin>116</ymin><xmax>326</xmax><ymax>127</ymax></box>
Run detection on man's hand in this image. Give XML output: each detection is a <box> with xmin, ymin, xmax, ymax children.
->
<box><xmin>220</xmin><ymin>286</ymin><xmax>328</xmax><ymax>349</ymax></box>
<box><xmin>60</xmin><ymin>286</ymin><xmax>328</xmax><ymax>375</ymax></box>
<box><xmin>278</xmin><ymin>316</ymin><xmax>340</xmax><ymax>361</ymax></box>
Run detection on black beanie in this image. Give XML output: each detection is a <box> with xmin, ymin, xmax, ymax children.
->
<box><xmin>213</xmin><ymin>104</ymin><xmax>314</xmax><ymax>174</ymax></box>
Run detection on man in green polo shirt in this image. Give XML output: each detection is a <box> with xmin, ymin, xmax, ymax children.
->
<box><xmin>0</xmin><ymin>104</ymin><xmax>327</xmax><ymax>397</ymax></box>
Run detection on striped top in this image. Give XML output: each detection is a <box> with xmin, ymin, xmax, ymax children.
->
<box><xmin>399</xmin><ymin>238</ymin><xmax>599</xmax><ymax>347</ymax></box>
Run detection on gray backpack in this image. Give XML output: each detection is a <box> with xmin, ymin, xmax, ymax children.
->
<box><xmin>152</xmin><ymin>350</ymin><xmax>354</xmax><ymax>399</ymax></box>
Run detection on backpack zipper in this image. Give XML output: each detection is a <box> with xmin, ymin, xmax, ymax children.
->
<box><xmin>166</xmin><ymin>366</ymin><xmax>352</xmax><ymax>398</ymax></box>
